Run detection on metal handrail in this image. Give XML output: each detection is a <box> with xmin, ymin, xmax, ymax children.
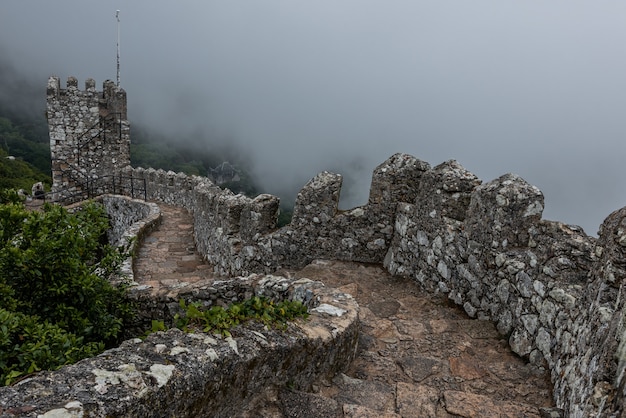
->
<box><xmin>41</xmin><ymin>174</ymin><xmax>146</xmax><ymax>205</ymax></box>
<box><xmin>76</xmin><ymin>113</ymin><xmax>122</xmax><ymax>166</ymax></box>
<box><xmin>75</xmin><ymin>112</ymin><xmax>122</xmax><ymax>146</ymax></box>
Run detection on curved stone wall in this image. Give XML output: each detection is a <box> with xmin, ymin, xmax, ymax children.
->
<box><xmin>98</xmin><ymin>195</ymin><xmax>161</xmax><ymax>284</ymax></box>
<box><xmin>43</xmin><ymin>77</ymin><xmax>626</xmax><ymax>415</ymax></box>
<box><xmin>116</xmin><ymin>153</ymin><xmax>626</xmax><ymax>416</ymax></box>
<box><xmin>19</xmin><ymin>150</ymin><xmax>626</xmax><ymax>416</ymax></box>
<box><xmin>0</xmin><ymin>271</ymin><xmax>359</xmax><ymax>418</ymax></box>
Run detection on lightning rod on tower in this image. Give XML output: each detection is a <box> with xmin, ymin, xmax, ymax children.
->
<box><xmin>116</xmin><ymin>10</ymin><xmax>121</xmax><ymax>86</ymax></box>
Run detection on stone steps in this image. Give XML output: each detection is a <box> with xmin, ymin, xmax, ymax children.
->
<box><xmin>133</xmin><ymin>204</ymin><xmax>220</xmax><ymax>298</ymax></box>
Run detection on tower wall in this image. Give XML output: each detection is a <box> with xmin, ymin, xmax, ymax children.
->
<box><xmin>47</xmin><ymin>76</ymin><xmax>130</xmax><ymax>202</ymax></box>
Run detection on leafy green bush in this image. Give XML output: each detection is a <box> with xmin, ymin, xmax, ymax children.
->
<box><xmin>0</xmin><ymin>199</ymin><xmax>134</xmax><ymax>385</ymax></box>
<box><xmin>0</xmin><ymin>309</ymin><xmax>103</xmax><ymax>386</ymax></box>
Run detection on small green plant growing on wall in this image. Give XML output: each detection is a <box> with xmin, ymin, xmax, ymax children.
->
<box><xmin>147</xmin><ymin>296</ymin><xmax>309</xmax><ymax>338</ymax></box>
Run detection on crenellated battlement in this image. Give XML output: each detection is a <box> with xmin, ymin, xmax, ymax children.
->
<box><xmin>46</xmin><ymin>76</ymin><xmax>126</xmax><ymax>114</ymax></box>
<box><xmin>46</xmin><ymin>76</ymin><xmax>96</xmax><ymax>97</ymax></box>
<box><xmin>114</xmin><ymin>152</ymin><xmax>626</xmax><ymax>416</ymax></box>
<box><xmin>40</xmin><ymin>76</ymin><xmax>626</xmax><ymax>417</ymax></box>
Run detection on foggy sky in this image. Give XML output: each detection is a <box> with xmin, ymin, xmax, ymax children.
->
<box><xmin>1</xmin><ymin>1</ymin><xmax>625</xmax><ymax>235</ymax></box>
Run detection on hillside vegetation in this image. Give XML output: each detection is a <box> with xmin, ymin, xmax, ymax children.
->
<box><xmin>0</xmin><ymin>111</ymin><xmax>51</xmax><ymax>191</ymax></box>
<box><xmin>0</xmin><ymin>148</ymin><xmax>49</xmax><ymax>191</ymax></box>
<box><xmin>0</xmin><ymin>116</ymin><xmax>49</xmax><ymax>172</ymax></box>
<box><xmin>0</xmin><ymin>107</ymin><xmax>260</xmax><ymax>198</ymax></box>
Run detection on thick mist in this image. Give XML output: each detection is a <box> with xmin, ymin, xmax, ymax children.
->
<box><xmin>1</xmin><ymin>1</ymin><xmax>625</xmax><ymax>235</ymax></box>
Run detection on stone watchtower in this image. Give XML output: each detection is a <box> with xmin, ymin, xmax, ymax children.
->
<box><xmin>47</xmin><ymin>76</ymin><xmax>130</xmax><ymax>203</ymax></box>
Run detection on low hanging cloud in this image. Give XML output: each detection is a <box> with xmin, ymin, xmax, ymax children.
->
<box><xmin>1</xmin><ymin>1</ymin><xmax>625</xmax><ymax>235</ymax></box>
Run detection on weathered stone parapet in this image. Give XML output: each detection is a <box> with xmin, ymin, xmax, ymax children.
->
<box><xmin>465</xmin><ymin>173</ymin><xmax>544</xmax><ymax>249</ymax></box>
<box><xmin>122</xmin><ymin>154</ymin><xmax>423</xmax><ymax>276</ymax></box>
<box><xmin>0</xmin><ymin>275</ymin><xmax>359</xmax><ymax>418</ymax></box>
<box><xmin>291</xmin><ymin>171</ymin><xmax>342</xmax><ymax>227</ymax></box>
<box><xmin>552</xmin><ymin>206</ymin><xmax>626</xmax><ymax>417</ymax></box>
<box><xmin>97</xmin><ymin>195</ymin><xmax>161</xmax><ymax>286</ymax></box>
<box><xmin>240</xmin><ymin>194</ymin><xmax>280</xmax><ymax>241</ymax></box>
<box><xmin>416</xmin><ymin>160</ymin><xmax>482</xmax><ymax>223</ymax></box>
<box><xmin>382</xmin><ymin>158</ymin><xmax>626</xmax><ymax>416</ymax></box>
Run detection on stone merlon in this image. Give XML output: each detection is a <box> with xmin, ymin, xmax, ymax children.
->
<box><xmin>31</xmin><ymin>75</ymin><xmax>626</xmax><ymax>417</ymax></box>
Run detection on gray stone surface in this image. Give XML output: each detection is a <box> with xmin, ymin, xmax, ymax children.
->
<box><xmin>332</xmin><ymin>373</ymin><xmax>396</xmax><ymax>412</ymax></box>
<box><xmin>47</xmin><ymin>77</ymin><xmax>130</xmax><ymax>203</ymax></box>
<box><xmin>40</xmin><ymin>75</ymin><xmax>626</xmax><ymax>416</ymax></box>
<box><xmin>0</xmin><ymin>275</ymin><xmax>358</xmax><ymax>418</ymax></box>
<box><xmin>278</xmin><ymin>389</ymin><xmax>341</xmax><ymax>418</ymax></box>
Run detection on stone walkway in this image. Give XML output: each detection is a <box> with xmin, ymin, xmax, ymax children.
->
<box><xmin>274</xmin><ymin>261</ymin><xmax>556</xmax><ymax>417</ymax></box>
<box><xmin>133</xmin><ymin>205</ymin><xmax>217</xmax><ymax>298</ymax></box>
<box><xmin>133</xmin><ymin>204</ymin><xmax>556</xmax><ymax>417</ymax></box>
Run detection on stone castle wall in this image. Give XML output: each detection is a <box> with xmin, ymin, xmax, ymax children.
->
<box><xmin>117</xmin><ymin>153</ymin><xmax>424</xmax><ymax>277</ymax></box>
<box><xmin>37</xmin><ymin>78</ymin><xmax>626</xmax><ymax>416</ymax></box>
<box><xmin>119</xmin><ymin>154</ymin><xmax>626</xmax><ymax>417</ymax></box>
<box><xmin>0</xmin><ymin>259</ymin><xmax>359</xmax><ymax>418</ymax></box>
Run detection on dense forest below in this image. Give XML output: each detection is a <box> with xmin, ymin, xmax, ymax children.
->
<box><xmin>0</xmin><ymin>104</ymin><xmax>51</xmax><ymax>191</ymax></box>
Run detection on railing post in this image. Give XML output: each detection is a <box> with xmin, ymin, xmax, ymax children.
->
<box><xmin>49</xmin><ymin>175</ymin><xmax>148</xmax><ymax>203</ymax></box>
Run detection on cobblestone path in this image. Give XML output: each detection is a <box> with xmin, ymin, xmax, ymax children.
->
<box><xmin>133</xmin><ymin>204</ymin><xmax>218</xmax><ymax>298</ymax></box>
<box><xmin>134</xmin><ymin>204</ymin><xmax>556</xmax><ymax>417</ymax></box>
<box><xmin>275</xmin><ymin>260</ymin><xmax>556</xmax><ymax>417</ymax></box>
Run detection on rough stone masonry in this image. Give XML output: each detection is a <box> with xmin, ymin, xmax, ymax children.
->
<box><xmin>116</xmin><ymin>152</ymin><xmax>626</xmax><ymax>416</ymax></box>
<box><xmin>47</xmin><ymin>76</ymin><xmax>130</xmax><ymax>203</ymax></box>
<box><xmin>8</xmin><ymin>76</ymin><xmax>626</xmax><ymax>417</ymax></box>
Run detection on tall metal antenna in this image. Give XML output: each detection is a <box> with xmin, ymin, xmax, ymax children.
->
<box><xmin>116</xmin><ymin>10</ymin><xmax>121</xmax><ymax>86</ymax></box>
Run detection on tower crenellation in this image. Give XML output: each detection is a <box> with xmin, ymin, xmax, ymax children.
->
<box><xmin>39</xmin><ymin>75</ymin><xmax>626</xmax><ymax>416</ymax></box>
